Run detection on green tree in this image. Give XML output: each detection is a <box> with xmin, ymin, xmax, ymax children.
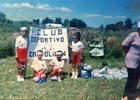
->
<box><xmin>42</xmin><ymin>17</ymin><xmax>54</xmax><ymax>25</ymax></box>
<box><xmin>55</xmin><ymin>17</ymin><xmax>62</xmax><ymax>24</ymax></box>
<box><xmin>105</xmin><ymin>24</ymin><xmax>116</xmax><ymax>31</ymax></box>
<box><xmin>98</xmin><ymin>24</ymin><xmax>104</xmax><ymax>31</ymax></box>
<box><xmin>124</xmin><ymin>18</ymin><xmax>133</xmax><ymax>30</ymax></box>
<box><xmin>0</xmin><ymin>12</ymin><xmax>6</xmax><ymax>19</ymax></box>
<box><xmin>115</xmin><ymin>21</ymin><xmax>124</xmax><ymax>31</ymax></box>
<box><xmin>70</xmin><ymin>18</ymin><xmax>87</xmax><ymax>28</ymax></box>
<box><xmin>63</xmin><ymin>19</ymin><xmax>70</xmax><ymax>27</ymax></box>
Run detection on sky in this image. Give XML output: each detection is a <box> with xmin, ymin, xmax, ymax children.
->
<box><xmin>0</xmin><ymin>0</ymin><xmax>140</xmax><ymax>27</ymax></box>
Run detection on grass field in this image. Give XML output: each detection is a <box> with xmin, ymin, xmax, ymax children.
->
<box><xmin>0</xmin><ymin>56</ymin><xmax>129</xmax><ymax>100</ymax></box>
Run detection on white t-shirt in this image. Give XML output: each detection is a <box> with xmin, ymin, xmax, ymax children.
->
<box><xmin>49</xmin><ymin>57</ymin><xmax>64</xmax><ymax>68</ymax></box>
<box><xmin>72</xmin><ymin>41</ymin><xmax>84</xmax><ymax>52</ymax></box>
<box><xmin>15</xmin><ymin>36</ymin><xmax>27</xmax><ymax>48</ymax></box>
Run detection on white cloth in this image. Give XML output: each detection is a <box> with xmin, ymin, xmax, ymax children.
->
<box><xmin>72</xmin><ymin>41</ymin><xmax>84</xmax><ymax>52</ymax></box>
<box><xmin>137</xmin><ymin>21</ymin><xmax>140</xmax><ymax>28</ymax></box>
<box><xmin>15</xmin><ymin>36</ymin><xmax>27</xmax><ymax>48</ymax></box>
<box><xmin>49</xmin><ymin>57</ymin><xmax>64</xmax><ymax>68</ymax></box>
<box><xmin>20</xmin><ymin>27</ymin><xmax>27</xmax><ymax>31</ymax></box>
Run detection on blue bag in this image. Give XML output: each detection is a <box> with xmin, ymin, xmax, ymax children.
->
<box><xmin>37</xmin><ymin>77</ymin><xmax>46</xmax><ymax>84</ymax></box>
<box><xmin>79</xmin><ymin>64</ymin><xmax>92</xmax><ymax>78</ymax></box>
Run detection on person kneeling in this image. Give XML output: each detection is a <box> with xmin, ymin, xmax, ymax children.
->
<box><xmin>31</xmin><ymin>50</ymin><xmax>47</xmax><ymax>84</ymax></box>
<box><xmin>49</xmin><ymin>50</ymin><xmax>64</xmax><ymax>82</ymax></box>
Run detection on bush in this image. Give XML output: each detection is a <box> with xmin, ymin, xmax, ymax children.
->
<box><xmin>104</xmin><ymin>36</ymin><xmax>123</xmax><ymax>59</ymax></box>
<box><xmin>0</xmin><ymin>33</ymin><xmax>15</xmax><ymax>58</ymax></box>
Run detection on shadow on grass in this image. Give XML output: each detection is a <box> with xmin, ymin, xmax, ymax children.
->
<box><xmin>25</xmin><ymin>71</ymin><xmax>72</xmax><ymax>81</ymax></box>
<box><xmin>25</xmin><ymin>75</ymin><xmax>34</xmax><ymax>79</ymax></box>
<box><xmin>61</xmin><ymin>71</ymin><xmax>73</xmax><ymax>80</ymax></box>
<box><xmin>48</xmin><ymin>71</ymin><xmax>72</xmax><ymax>80</ymax></box>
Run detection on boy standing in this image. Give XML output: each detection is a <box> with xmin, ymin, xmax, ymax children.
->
<box><xmin>69</xmin><ymin>32</ymin><xmax>84</xmax><ymax>79</ymax></box>
<box><xmin>15</xmin><ymin>27</ymin><xmax>28</xmax><ymax>81</ymax></box>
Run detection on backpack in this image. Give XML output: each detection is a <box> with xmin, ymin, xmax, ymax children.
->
<box><xmin>79</xmin><ymin>64</ymin><xmax>92</xmax><ymax>78</ymax></box>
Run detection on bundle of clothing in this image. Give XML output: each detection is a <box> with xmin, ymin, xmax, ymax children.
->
<box><xmin>92</xmin><ymin>67</ymin><xmax>128</xmax><ymax>80</ymax></box>
<box><xmin>79</xmin><ymin>63</ymin><xmax>128</xmax><ymax>80</ymax></box>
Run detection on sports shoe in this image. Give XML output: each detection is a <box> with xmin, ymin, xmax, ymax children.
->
<box><xmin>17</xmin><ymin>77</ymin><xmax>24</xmax><ymax>81</ymax></box>
<box><xmin>20</xmin><ymin>77</ymin><xmax>24</xmax><ymax>81</ymax></box>
<box><xmin>34</xmin><ymin>77</ymin><xmax>39</xmax><ymax>82</ymax></box>
<box><xmin>52</xmin><ymin>75</ymin><xmax>57</xmax><ymax>80</ymax></box>
<box><xmin>58</xmin><ymin>77</ymin><xmax>62</xmax><ymax>82</ymax></box>
<box><xmin>17</xmin><ymin>77</ymin><xmax>20</xmax><ymax>81</ymax></box>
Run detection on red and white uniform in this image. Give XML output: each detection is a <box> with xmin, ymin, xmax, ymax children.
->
<box><xmin>72</xmin><ymin>41</ymin><xmax>84</xmax><ymax>52</ymax></box>
<box><xmin>15</xmin><ymin>36</ymin><xmax>28</xmax><ymax>61</ymax></box>
<box><xmin>49</xmin><ymin>57</ymin><xmax>64</xmax><ymax>73</ymax></box>
<box><xmin>31</xmin><ymin>57</ymin><xmax>47</xmax><ymax>81</ymax></box>
<box><xmin>71</xmin><ymin>41</ymin><xmax>84</xmax><ymax>64</ymax></box>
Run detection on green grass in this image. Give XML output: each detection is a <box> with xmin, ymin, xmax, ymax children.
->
<box><xmin>0</xmin><ymin>56</ymin><xmax>128</xmax><ymax>100</ymax></box>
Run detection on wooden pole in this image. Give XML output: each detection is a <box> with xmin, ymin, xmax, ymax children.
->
<box><xmin>66</xmin><ymin>59</ymin><xmax>70</xmax><ymax>79</ymax></box>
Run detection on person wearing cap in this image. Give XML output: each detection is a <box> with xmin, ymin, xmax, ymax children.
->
<box><xmin>31</xmin><ymin>50</ymin><xmax>47</xmax><ymax>83</ymax></box>
<box><xmin>15</xmin><ymin>27</ymin><xmax>28</xmax><ymax>81</ymax></box>
<box><xmin>69</xmin><ymin>32</ymin><xmax>84</xmax><ymax>79</ymax></box>
<box><xmin>49</xmin><ymin>50</ymin><xmax>64</xmax><ymax>82</ymax></box>
<box><xmin>121</xmin><ymin>22</ymin><xmax>140</xmax><ymax>100</ymax></box>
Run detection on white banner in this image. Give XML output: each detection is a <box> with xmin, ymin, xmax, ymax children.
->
<box><xmin>28</xmin><ymin>27</ymin><xmax>69</xmax><ymax>60</ymax></box>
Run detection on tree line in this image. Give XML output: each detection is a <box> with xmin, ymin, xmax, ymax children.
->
<box><xmin>99</xmin><ymin>18</ymin><xmax>136</xmax><ymax>32</ymax></box>
<box><xmin>33</xmin><ymin>17</ymin><xmax>87</xmax><ymax>28</ymax></box>
<box><xmin>0</xmin><ymin>12</ymin><xmax>137</xmax><ymax>32</ymax></box>
<box><xmin>0</xmin><ymin>12</ymin><xmax>138</xmax><ymax>58</ymax></box>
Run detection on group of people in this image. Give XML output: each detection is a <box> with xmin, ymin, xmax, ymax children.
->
<box><xmin>15</xmin><ymin>22</ymin><xmax>140</xmax><ymax>99</ymax></box>
<box><xmin>15</xmin><ymin>27</ymin><xmax>84</xmax><ymax>83</ymax></box>
<box><xmin>31</xmin><ymin>50</ymin><xmax>64</xmax><ymax>82</ymax></box>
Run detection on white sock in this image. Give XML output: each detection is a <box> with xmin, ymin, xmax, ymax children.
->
<box><xmin>71</xmin><ymin>72</ymin><xmax>75</xmax><ymax>78</ymax></box>
<box><xmin>75</xmin><ymin>72</ymin><xmax>78</xmax><ymax>79</ymax></box>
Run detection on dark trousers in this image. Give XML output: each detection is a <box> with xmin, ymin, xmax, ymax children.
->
<box><xmin>123</xmin><ymin>67</ymin><xmax>140</xmax><ymax>98</ymax></box>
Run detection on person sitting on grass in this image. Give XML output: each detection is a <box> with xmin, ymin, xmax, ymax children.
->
<box><xmin>49</xmin><ymin>50</ymin><xmax>64</xmax><ymax>82</ymax></box>
<box><xmin>31</xmin><ymin>50</ymin><xmax>47</xmax><ymax>83</ymax></box>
